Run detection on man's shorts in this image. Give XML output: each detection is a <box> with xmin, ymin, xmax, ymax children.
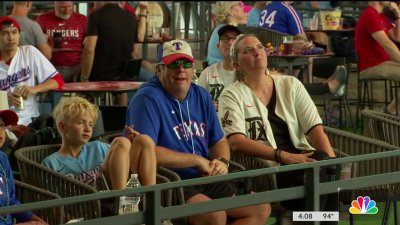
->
<box><xmin>183</xmin><ymin>180</ymin><xmax>236</xmax><ymax>201</ymax></box>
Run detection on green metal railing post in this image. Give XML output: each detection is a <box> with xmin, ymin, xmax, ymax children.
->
<box><xmin>146</xmin><ymin>189</ymin><xmax>162</xmax><ymax>225</ymax></box>
<box><xmin>305</xmin><ymin>167</ymin><xmax>321</xmax><ymax>225</ymax></box>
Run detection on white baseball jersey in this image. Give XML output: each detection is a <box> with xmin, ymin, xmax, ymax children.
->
<box><xmin>0</xmin><ymin>45</ymin><xmax>58</xmax><ymax>125</ymax></box>
<box><xmin>218</xmin><ymin>75</ymin><xmax>322</xmax><ymax>150</ymax></box>
<box><xmin>198</xmin><ymin>61</ymin><xmax>236</xmax><ymax>102</ymax></box>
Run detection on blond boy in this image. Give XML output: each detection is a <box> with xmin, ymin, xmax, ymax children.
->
<box><xmin>42</xmin><ymin>96</ymin><xmax>156</xmax><ymax>190</ymax></box>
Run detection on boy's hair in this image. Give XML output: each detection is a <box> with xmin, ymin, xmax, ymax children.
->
<box><xmin>53</xmin><ymin>96</ymin><xmax>99</xmax><ymax>124</ymax></box>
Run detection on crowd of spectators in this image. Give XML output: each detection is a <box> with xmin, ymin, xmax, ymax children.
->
<box><xmin>1</xmin><ymin>1</ymin><xmax>397</xmax><ymax>224</ymax></box>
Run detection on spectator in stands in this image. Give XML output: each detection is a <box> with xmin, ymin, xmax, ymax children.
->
<box><xmin>198</xmin><ymin>24</ymin><xmax>243</xmax><ymax>110</ymax></box>
<box><xmin>36</xmin><ymin>1</ymin><xmax>86</xmax><ymax>82</ymax></box>
<box><xmin>11</xmin><ymin>1</ymin><xmax>52</xmax><ymax>60</ymax></box>
<box><xmin>0</xmin><ymin>109</ymin><xmax>18</xmax><ymax>157</ymax></box>
<box><xmin>301</xmin><ymin>1</ymin><xmax>333</xmax><ymax>9</ymax></box>
<box><xmin>120</xmin><ymin>1</ymin><xmax>153</xmax><ymax>71</ymax></box>
<box><xmin>0</xmin><ymin>109</ymin><xmax>47</xmax><ymax>225</ymax></box>
<box><xmin>126</xmin><ymin>39</ymin><xmax>270</xmax><ymax>225</ymax></box>
<box><xmin>42</xmin><ymin>96</ymin><xmax>156</xmax><ymax>190</ymax></box>
<box><xmin>258</xmin><ymin>1</ymin><xmax>308</xmax><ymax>41</ymax></box>
<box><xmin>81</xmin><ymin>1</ymin><xmax>153</xmax><ymax>106</ymax></box>
<box><xmin>258</xmin><ymin>1</ymin><xmax>314</xmax><ymax>79</ymax></box>
<box><xmin>206</xmin><ymin>1</ymin><xmax>247</xmax><ymax>65</ymax></box>
<box><xmin>219</xmin><ymin>34</ymin><xmax>338</xmax><ymax>220</ymax></box>
<box><xmin>200</xmin><ymin>24</ymin><xmax>345</xmax><ymax>114</ymax></box>
<box><xmin>355</xmin><ymin>1</ymin><xmax>400</xmax><ymax>115</ymax></box>
<box><xmin>246</xmin><ymin>1</ymin><xmax>267</xmax><ymax>26</ymax></box>
<box><xmin>121</xmin><ymin>1</ymin><xmax>136</xmax><ymax>14</ymax></box>
<box><xmin>0</xmin><ymin>16</ymin><xmax>64</xmax><ymax>125</ymax></box>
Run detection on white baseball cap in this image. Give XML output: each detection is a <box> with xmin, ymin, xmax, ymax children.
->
<box><xmin>160</xmin><ymin>39</ymin><xmax>194</xmax><ymax>64</ymax></box>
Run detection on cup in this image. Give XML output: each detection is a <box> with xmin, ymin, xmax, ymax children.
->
<box><xmin>303</xmin><ymin>18</ymin><xmax>310</xmax><ymax>30</ymax></box>
<box><xmin>282</xmin><ymin>36</ymin><xmax>293</xmax><ymax>55</ymax></box>
<box><xmin>309</xmin><ymin>18</ymin><xmax>319</xmax><ymax>30</ymax></box>
<box><xmin>340</xmin><ymin>163</ymin><xmax>352</xmax><ymax>180</ymax></box>
<box><xmin>160</xmin><ymin>28</ymin><xmax>170</xmax><ymax>41</ymax></box>
<box><xmin>53</xmin><ymin>32</ymin><xmax>62</xmax><ymax>48</ymax></box>
<box><xmin>339</xmin><ymin>18</ymin><xmax>344</xmax><ymax>29</ymax></box>
<box><xmin>319</xmin><ymin>10</ymin><xmax>341</xmax><ymax>30</ymax></box>
<box><xmin>0</xmin><ymin>91</ymin><xmax>9</xmax><ymax>110</ymax></box>
<box><xmin>147</xmin><ymin>25</ymin><xmax>154</xmax><ymax>38</ymax></box>
<box><xmin>152</xmin><ymin>27</ymin><xmax>161</xmax><ymax>40</ymax></box>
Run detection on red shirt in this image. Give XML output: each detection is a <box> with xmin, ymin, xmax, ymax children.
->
<box><xmin>36</xmin><ymin>11</ymin><xmax>87</xmax><ymax>67</ymax></box>
<box><xmin>355</xmin><ymin>6</ymin><xmax>393</xmax><ymax>71</ymax></box>
<box><xmin>124</xmin><ymin>2</ymin><xmax>136</xmax><ymax>14</ymax></box>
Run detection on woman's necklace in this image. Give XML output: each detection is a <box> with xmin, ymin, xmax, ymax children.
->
<box><xmin>244</xmin><ymin>74</ymin><xmax>270</xmax><ymax>103</ymax></box>
<box><xmin>0</xmin><ymin>162</ymin><xmax>9</xmax><ymax>221</ymax></box>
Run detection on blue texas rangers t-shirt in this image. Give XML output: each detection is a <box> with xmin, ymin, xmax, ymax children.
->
<box><xmin>126</xmin><ymin>76</ymin><xmax>224</xmax><ymax>179</ymax></box>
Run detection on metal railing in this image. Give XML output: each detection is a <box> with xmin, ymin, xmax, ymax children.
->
<box><xmin>3</xmin><ymin>150</ymin><xmax>400</xmax><ymax>225</ymax></box>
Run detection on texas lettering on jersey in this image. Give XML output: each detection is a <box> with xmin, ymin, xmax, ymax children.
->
<box><xmin>0</xmin><ymin>66</ymin><xmax>31</xmax><ymax>90</ymax></box>
<box><xmin>173</xmin><ymin>120</ymin><xmax>206</xmax><ymax>141</ymax></box>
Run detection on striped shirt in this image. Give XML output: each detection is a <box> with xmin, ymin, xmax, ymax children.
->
<box><xmin>258</xmin><ymin>1</ymin><xmax>304</xmax><ymax>35</ymax></box>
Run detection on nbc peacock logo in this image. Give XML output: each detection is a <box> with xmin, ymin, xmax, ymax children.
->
<box><xmin>349</xmin><ymin>196</ymin><xmax>378</xmax><ymax>214</ymax></box>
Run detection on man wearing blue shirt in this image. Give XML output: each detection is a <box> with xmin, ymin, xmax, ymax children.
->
<box><xmin>126</xmin><ymin>39</ymin><xmax>270</xmax><ymax>225</ymax></box>
<box><xmin>259</xmin><ymin>1</ymin><xmax>308</xmax><ymax>40</ymax></box>
<box><xmin>247</xmin><ymin>1</ymin><xmax>267</xmax><ymax>26</ymax></box>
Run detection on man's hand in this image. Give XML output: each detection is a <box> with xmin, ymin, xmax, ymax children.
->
<box><xmin>389</xmin><ymin>2</ymin><xmax>400</xmax><ymax>17</ymax></box>
<box><xmin>137</xmin><ymin>1</ymin><xmax>148</xmax><ymax>11</ymax></box>
<box><xmin>124</xmin><ymin>125</ymin><xmax>140</xmax><ymax>142</ymax></box>
<box><xmin>15</xmin><ymin>84</ymin><xmax>36</xmax><ymax>98</ymax></box>
<box><xmin>209</xmin><ymin>159</ymin><xmax>228</xmax><ymax>176</ymax></box>
<box><xmin>194</xmin><ymin>156</ymin><xmax>212</xmax><ymax>176</ymax></box>
<box><xmin>7</xmin><ymin>91</ymin><xmax>22</xmax><ymax>107</ymax></box>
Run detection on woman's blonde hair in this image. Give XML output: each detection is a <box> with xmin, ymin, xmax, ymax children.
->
<box><xmin>215</xmin><ymin>1</ymin><xmax>240</xmax><ymax>23</ymax></box>
<box><xmin>53</xmin><ymin>96</ymin><xmax>99</xmax><ymax>124</ymax></box>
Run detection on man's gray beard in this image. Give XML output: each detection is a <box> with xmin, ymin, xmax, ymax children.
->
<box><xmin>55</xmin><ymin>13</ymin><xmax>71</xmax><ymax>20</ymax></box>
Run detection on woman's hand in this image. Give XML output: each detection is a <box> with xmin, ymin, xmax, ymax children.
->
<box><xmin>280</xmin><ymin>151</ymin><xmax>316</xmax><ymax>164</ymax></box>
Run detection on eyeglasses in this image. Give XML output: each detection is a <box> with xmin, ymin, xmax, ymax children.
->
<box><xmin>220</xmin><ymin>35</ymin><xmax>237</xmax><ymax>43</ymax></box>
<box><xmin>165</xmin><ymin>60</ymin><xmax>193</xmax><ymax>69</ymax></box>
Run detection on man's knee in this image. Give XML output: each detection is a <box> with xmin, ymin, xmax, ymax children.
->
<box><xmin>188</xmin><ymin>210</ymin><xmax>227</xmax><ymax>225</ymax></box>
<box><xmin>227</xmin><ymin>202</ymin><xmax>271</xmax><ymax>224</ymax></box>
<box><xmin>255</xmin><ymin>203</ymin><xmax>271</xmax><ymax>221</ymax></box>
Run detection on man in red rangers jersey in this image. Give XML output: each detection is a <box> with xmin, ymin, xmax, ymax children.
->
<box><xmin>36</xmin><ymin>1</ymin><xmax>87</xmax><ymax>82</ymax></box>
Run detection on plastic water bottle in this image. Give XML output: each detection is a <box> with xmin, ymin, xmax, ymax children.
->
<box><xmin>119</xmin><ymin>174</ymin><xmax>141</xmax><ymax>214</ymax></box>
